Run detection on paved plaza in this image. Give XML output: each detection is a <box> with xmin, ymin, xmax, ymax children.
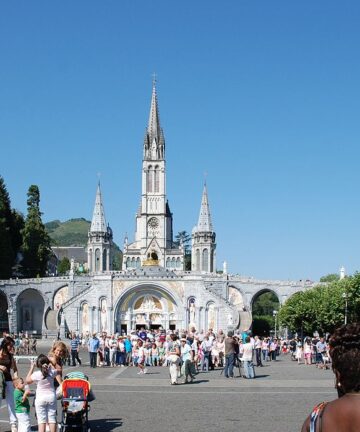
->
<box><xmin>0</xmin><ymin>342</ymin><xmax>336</xmax><ymax>432</ymax></box>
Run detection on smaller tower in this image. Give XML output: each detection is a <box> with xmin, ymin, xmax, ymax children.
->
<box><xmin>340</xmin><ymin>266</ymin><xmax>346</xmax><ymax>280</ymax></box>
<box><xmin>191</xmin><ymin>183</ymin><xmax>216</xmax><ymax>273</ymax></box>
<box><xmin>87</xmin><ymin>182</ymin><xmax>113</xmax><ymax>272</ymax></box>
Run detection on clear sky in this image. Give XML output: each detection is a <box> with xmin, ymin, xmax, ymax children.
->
<box><xmin>1</xmin><ymin>1</ymin><xmax>359</xmax><ymax>281</ymax></box>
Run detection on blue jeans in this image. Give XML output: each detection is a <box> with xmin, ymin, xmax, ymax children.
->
<box><xmin>224</xmin><ymin>353</ymin><xmax>234</xmax><ymax>377</ymax></box>
<box><xmin>244</xmin><ymin>360</ymin><xmax>255</xmax><ymax>378</ymax></box>
<box><xmin>151</xmin><ymin>355</ymin><xmax>159</xmax><ymax>366</ymax></box>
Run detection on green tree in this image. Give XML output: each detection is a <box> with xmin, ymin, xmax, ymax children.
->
<box><xmin>278</xmin><ymin>275</ymin><xmax>360</xmax><ymax>335</ymax></box>
<box><xmin>21</xmin><ymin>185</ymin><xmax>52</xmax><ymax>277</ymax></box>
<box><xmin>0</xmin><ymin>176</ymin><xmax>15</xmax><ymax>278</ymax></box>
<box><xmin>320</xmin><ymin>273</ymin><xmax>340</xmax><ymax>283</ymax></box>
<box><xmin>252</xmin><ymin>292</ymin><xmax>279</xmax><ymax>316</ymax></box>
<box><xmin>175</xmin><ymin>231</ymin><xmax>191</xmax><ymax>270</ymax></box>
<box><xmin>252</xmin><ymin>291</ymin><xmax>279</xmax><ymax>336</ymax></box>
<box><xmin>252</xmin><ymin>316</ymin><xmax>273</xmax><ymax>336</ymax></box>
<box><xmin>57</xmin><ymin>257</ymin><xmax>70</xmax><ymax>275</ymax></box>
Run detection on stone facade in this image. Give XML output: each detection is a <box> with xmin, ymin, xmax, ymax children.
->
<box><xmin>0</xmin><ymin>82</ymin><xmax>316</xmax><ymax>336</ymax></box>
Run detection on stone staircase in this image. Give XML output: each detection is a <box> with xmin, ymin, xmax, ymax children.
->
<box><xmin>61</xmin><ymin>283</ymin><xmax>94</xmax><ymax>309</ymax></box>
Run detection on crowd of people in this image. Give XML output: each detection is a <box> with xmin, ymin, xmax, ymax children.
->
<box><xmin>1</xmin><ymin>324</ymin><xmax>359</xmax><ymax>431</ymax></box>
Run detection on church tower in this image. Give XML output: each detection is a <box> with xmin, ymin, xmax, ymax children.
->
<box><xmin>87</xmin><ymin>182</ymin><xmax>113</xmax><ymax>272</ymax></box>
<box><xmin>191</xmin><ymin>183</ymin><xmax>216</xmax><ymax>272</ymax></box>
<box><xmin>122</xmin><ymin>79</ymin><xmax>183</xmax><ymax>270</ymax></box>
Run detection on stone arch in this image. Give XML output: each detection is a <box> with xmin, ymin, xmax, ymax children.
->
<box><xmin>0</xmin><ymin>291</ymin><xmax>9</xmax><ymax>332</ymax></box>
<box><xmin>250</xmin><ymin>288</ymin><xmax>281</xmax><ymax>311</ymax></box>
<box><xmin>114</xmin><ymin>283</ymin><xmax>182</xmax><ymax>333</ymax></box>
<box><xmin>16</xmin><ymin>289</ymin><xmax>45</xmax><ymax>335</ymax></box>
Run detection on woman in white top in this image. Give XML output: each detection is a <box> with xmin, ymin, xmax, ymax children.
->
<box><xmin>26</xmin><ymin>354</ymin><xmax>62</xmax><ymax>432</ymax></box>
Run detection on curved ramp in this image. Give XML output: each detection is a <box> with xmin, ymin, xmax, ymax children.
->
<box><xmin>239</xmin><ymin>310</ymin><xmax>252</xmax><ymax>332</ymax></box>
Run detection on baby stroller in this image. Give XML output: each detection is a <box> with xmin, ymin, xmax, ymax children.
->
<box><xmin>59</xmin><ymin>372</ymin><xmax>91</xmax><ymax>432</ymax></box>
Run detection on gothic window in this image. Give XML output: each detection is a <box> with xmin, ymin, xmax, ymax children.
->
<box><xmin>131</xmin><ymin>257</ymin><xmax>135</xmax><ymax>268</ymax></box>
<box><xmin>171</xmin><ymin>257</ymin><xmax>175</xmax><ymax>268</ymax></box>
<box><xmin>154</xmin><ymin>165</ymin><xmax>159</xmax><ymax>193</ymax></box>
<box><xmin>147</xmin><ymin>165</ymin><xmax>153</xmax><ymax>193</ymax></box>
<box><xmin>176</xmin><ymin>257</ymin><xmax>181</xmax><ymax>268</ymax></box>
<box><xmin>95</xmin><ymin>248</ymin><xmax>100</xmax><ymax>272</ymax></box>
<box><xmin>166</xmin><ymin>257</ymin><xmax>171</xmax><ymax>268</ymax></box>
<box><xmin>126</xmin><ymin>257</ymin><xmax>131</xmax><ymax>269</ymax></box>
<box><xmin>202</xmin><ymin>249</ymin><xmax>209</xmax><ymax>272</ymax></box>
<box><xmin>103</xmin><ymin>249</ymin><xmax>107</xmax><ymax>271</ymax></box>
<box><xmin>196</xmin><ymin>249</ymin><xmax>200</xmax><ymax>271</ymax></box>
<box><xmin>88</xmin><ymin>249</ymin><xmax>92</xmax><ymax>272</ymax></box>
<box><xmin>136</xmin><ymin>257</ymin><xmax>141</xmax><ymax>269</ymax></box>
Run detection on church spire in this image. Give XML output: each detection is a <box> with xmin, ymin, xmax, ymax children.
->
<box><xmin>144</xmin><ymin>75</ymin><xmax>165</xmax><ymax>160</ymax></box>
<box><xmin>90</xmin><ymin>182</ymin><xmax>107</xmax><ymax>233</ymax></box>
<box><xmin>196</xmin><ymin>183</ymin><xmax>213</xmax><ymax>232</ymax></box>
<box><xmin>191</xmin><ymin>182</ymin><xmax>216</xmax><ymax>273</ymax></box>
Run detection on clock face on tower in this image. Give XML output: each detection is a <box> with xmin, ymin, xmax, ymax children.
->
<box><xmin>148</xmin><ymin>217</ymin><xmax>159</xmax><ymax>231</ymax></box>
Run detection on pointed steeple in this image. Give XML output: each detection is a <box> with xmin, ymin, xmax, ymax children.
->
<box><xmin>144</xmin><ymin>76</ymin><xmax>165</xmax><ymax>160</ymax></box>
<box><xmin>196</xmin><ymin>183</ymin><xmax>213</xmax><ymax>232</ymax></box>
<box><xmin>90</xmin><ymin>182</ymin><xmax>107</xmax><ymax>233</ymax></box>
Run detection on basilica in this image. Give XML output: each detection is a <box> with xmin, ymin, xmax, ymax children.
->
<box><xmin>0</xmin><ymin>83</ymin><xmax>313</xmax><ymax>337</ymax></box>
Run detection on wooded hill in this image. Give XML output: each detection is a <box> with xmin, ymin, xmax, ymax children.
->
<box><xmin>45</xmin><ymin>218</ymin><xmax>122</xmax><ymax>269</ymax></box>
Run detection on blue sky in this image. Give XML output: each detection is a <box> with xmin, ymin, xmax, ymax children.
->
<box><xmin>1</xmin><ymin>1</ymin><xmax>359</xmax><ymax>281</ymax></box>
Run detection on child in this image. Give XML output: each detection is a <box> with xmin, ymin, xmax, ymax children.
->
<box><xmin>26</xmin><ymin>354</ymin><xmax>62</xmax><ymax>432</ymax></box>
<box><xmin>13</xmin><ymin>377</ymin><xmax>31</xmax><ymax>432</ymax></box>
<box><xmin>151</xmin><ymin>343</ymin><xmax>159</xmax><ymax>366</ymax></box>
<box><xmin>137</xmin><ymin>340</ymin><xmax>147</xmax><ymax>375</ymax></box>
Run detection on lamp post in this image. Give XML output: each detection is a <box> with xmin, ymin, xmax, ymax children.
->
<box><xmin>273</xmin><ymin>310</ymin><xmax>278</xmax><ymax>339</ymax></box>
<box><xmin>342</xmin><ymin>292</ymin><xmax>349</xmax><ymax>325</ymax></box>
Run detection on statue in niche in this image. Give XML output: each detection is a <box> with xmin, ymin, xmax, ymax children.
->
<box><xmin>100</xmin><ymin>299</ymin><xmax>108</xmax><ymax>332</ymax></box>
<box><xmin>208</xmin><ymin>304</ymin><xmax>216</xmax><ymax>330</ymax></box>
<box><xmin>189</xmin><ymin>301</ymin><xmax>196</xmax><ymax>323</ymax></box>
<box><xmin>189</xmin><ymin>300</ymin><xmax>196</xmax><ymax>329</ymax></box>
<box><xmin>82</xmin><ymin>304</ymin><xmax>89</xmax><ymax>333</ymax></box>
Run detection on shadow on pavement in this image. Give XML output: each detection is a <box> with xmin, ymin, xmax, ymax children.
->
<box><xmin>90</xmin><ymin>418</ymin><xmax>123</xmax><ymax>430</ymax></box>
<box><xmin>187</xmin><ymin>379</ymin><xmax>209</xmax><ymax>384</ymax></box>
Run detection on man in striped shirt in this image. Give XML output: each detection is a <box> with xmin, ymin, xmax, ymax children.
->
<box><xmin>70</xmin><ymin>333</ymin><xmax>82</xmax><ymax>366</ymax></box>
